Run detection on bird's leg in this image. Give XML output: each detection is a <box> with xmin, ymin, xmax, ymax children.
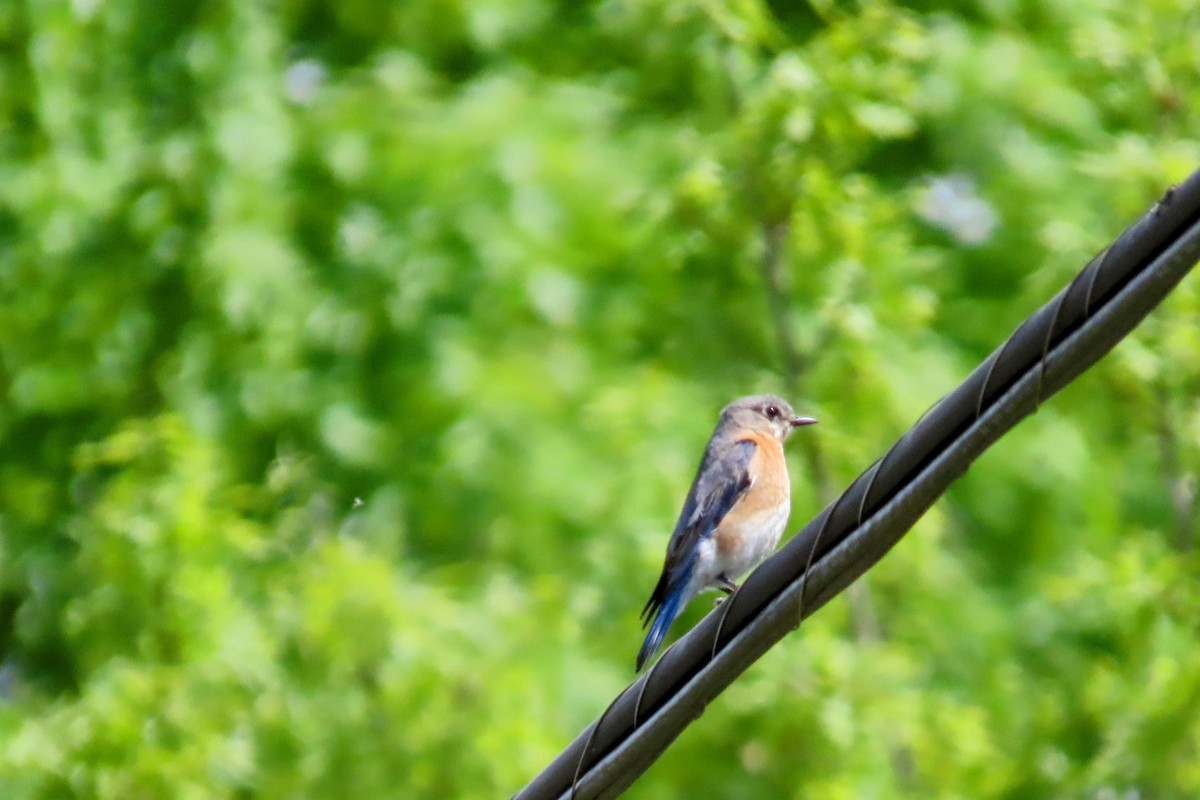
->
<box><xmin>713</xmin><ymin>574</ymin><xmax>740</xmax><ymax>605</ymax></box>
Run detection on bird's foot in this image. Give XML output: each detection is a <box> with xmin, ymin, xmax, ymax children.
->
<box><xmin>716</xmin><ymin>574</ymin><xmax>739</xmax><ymax>595</ymax></box>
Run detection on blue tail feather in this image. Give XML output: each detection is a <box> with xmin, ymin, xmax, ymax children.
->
<box><xmin>636</xmin><ymin>582</ymin><xmax>690</xmax><ymax>671</ymax></box>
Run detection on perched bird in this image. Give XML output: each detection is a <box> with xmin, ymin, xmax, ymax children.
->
<box><xmin>637</xmin><ymin>395</ymin><xmax>817</xmax><ymax>671</ymax></box>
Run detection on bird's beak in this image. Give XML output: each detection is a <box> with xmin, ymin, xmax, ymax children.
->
<box><xmin>790</xmin><ymin>416</ymin><xmax>818</xmax><ymax>427</ymax></box>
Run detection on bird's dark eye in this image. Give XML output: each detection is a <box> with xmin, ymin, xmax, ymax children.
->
<box><xmin>765</xmin><ymin>405</ymin><xmax>780</xmax><ymax>419</ymax></box>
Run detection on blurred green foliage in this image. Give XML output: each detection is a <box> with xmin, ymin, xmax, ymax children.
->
<box><xmin>1</xmin><ymin>0</ymin><xmax>1198</xmax><ymax>797</ymax></box>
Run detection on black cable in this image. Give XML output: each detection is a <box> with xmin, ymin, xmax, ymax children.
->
<box><xmin>514</xmin><ymin>168</ymin><xmax>1200</xmax><ymax>800</ymax></box>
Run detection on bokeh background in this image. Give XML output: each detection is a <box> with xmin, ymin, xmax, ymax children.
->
<box><xmin>2</xmin><ymin>1</ymin><xmax>1199</xmax><ymax>797</ymax></box>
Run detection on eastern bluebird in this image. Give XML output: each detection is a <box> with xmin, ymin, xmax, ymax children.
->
<box><xmin>637</xmin><ymin>395</ymin><xmax>817</xmax><ymax>671</ymax></box>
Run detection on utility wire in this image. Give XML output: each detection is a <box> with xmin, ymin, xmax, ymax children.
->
<box><xmin>514</xmin><ymin>167</ymin><xmax>1200</xmax><ymax>800</ymax></box>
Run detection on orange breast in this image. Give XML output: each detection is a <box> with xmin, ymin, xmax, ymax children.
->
<box><xmin>716</xmin><ymin>432</ymin><xmax>790</xmax><ymax>557</ymax></box>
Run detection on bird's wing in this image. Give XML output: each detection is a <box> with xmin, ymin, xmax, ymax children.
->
<box><xmin>640</xmin><ymin>437</ymin><xmax>756</xmax><ymax>624</ymax></box>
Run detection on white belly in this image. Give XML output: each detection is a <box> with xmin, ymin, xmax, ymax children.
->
<box><xmin>691</xmin><ymin>500</ymin><xmax>790</xmax><ymax>594</ymax></box>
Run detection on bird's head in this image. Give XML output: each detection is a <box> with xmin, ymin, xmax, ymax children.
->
<box><xmin>720</xmin><ymin>394</ymin><xmax>817</xmax><ymax>442</ymax></box>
